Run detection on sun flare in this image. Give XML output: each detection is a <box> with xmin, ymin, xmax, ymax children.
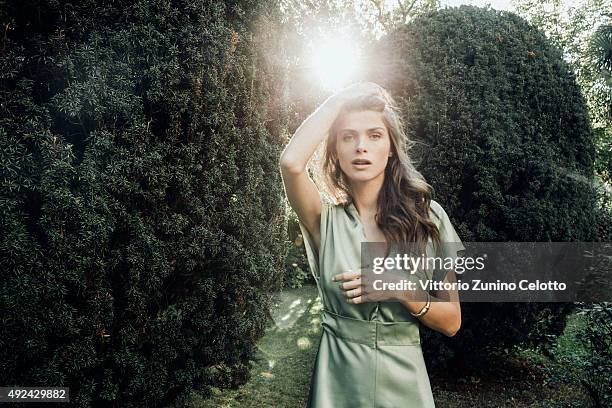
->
<box><xmin>309</xmin><ymin>35</ymin><xmax>362</xmax><ymax>91</ymax></box>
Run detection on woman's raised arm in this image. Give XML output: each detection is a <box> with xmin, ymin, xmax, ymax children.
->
<box><xmin>279</xmin><ymin>93</ymin><xmax>345</xmax><ymax>250</ymax></box>
<box><xmin>279</xmin><ymin>82</ymin><xmax>383</xmax><ymax>250</ymax></box>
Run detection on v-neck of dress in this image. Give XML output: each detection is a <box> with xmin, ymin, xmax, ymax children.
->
<box><xmin>346</xmin><ymin>201</ymin><xmax>382</xmax><ymax>319</ymax></box>
<box><xmin>347</xmin><ymin>201</ymin><xmax>392</xmax><ymax>252</ymax></box>
<box><xmin>347</xmin><ymin>202</ymin><xmax>368</xmax><ymax>242</ymax></box>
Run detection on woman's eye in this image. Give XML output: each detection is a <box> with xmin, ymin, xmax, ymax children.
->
<box><xmin>371</xmin><ymin>133</ymin><xmax>382</xmax><ymax>139</ymax></box>
<box><xmin>342</xmin><ymin>134</ymin><xmax>354</xmax><ymax>141</ymax></box>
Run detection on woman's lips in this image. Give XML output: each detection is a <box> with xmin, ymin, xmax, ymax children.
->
<box><xmin>351</xmin><ymin>159</ymin><xmax>372</xmax><ymax>169</ymax></box>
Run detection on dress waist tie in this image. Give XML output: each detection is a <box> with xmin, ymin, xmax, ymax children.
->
<box><xmin>322</xmin><ymin>308</ymin><xmax>421</xmax><ymax>349</ymax></box>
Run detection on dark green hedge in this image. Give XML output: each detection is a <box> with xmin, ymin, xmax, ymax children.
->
<box><xmin>0</xmin><ymin>0</ymin><xmax>286</xmax><ymax>406</ymax></box>
<box><xmin>370</xmin><ymin>5</ymin><xmax>598</xmax><ymax>371</ymax></box>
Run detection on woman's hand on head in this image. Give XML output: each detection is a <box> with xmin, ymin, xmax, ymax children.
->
<box><xmin>332</xmin><ymin>82</ymin><xmax>384</xmax><ymax>103</ymax></box>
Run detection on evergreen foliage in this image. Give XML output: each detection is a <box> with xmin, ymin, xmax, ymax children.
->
<box><xmin>371</xmin><ymin>5</ymin><xmax>598</xmax><ymax>370</ymax></box>
<box><xmin>572</xmin><ymin>303</ymin><xmax>612</xmax><ymax>408</ymax></box>
<box><xmin>0</xmin><ymin>0</ymin><xmax>287</xmax><ymax>406</ymax></box>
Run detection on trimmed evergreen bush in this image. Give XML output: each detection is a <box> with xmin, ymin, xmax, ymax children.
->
<box><xmin>572</xmin><ymin>303</ymin><xmax>612</xmax><ymax>408</ymax></box>
<box><xmin>0</xmin><ymin>0</ymin><xmax>287</xmax><ymax>406</ymax></box>
<box><xmin>369</xmin><ymin>5</ymin><xmax>598</xmax><ymax>371</ymax></box>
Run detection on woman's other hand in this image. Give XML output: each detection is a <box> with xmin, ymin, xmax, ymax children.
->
<box><xmin>332</xmin><ymin>270</ymin><xmax>426</xmax><ymax>304</ymax></box>
<box><xmin>333</xmin><ymin>268</ymin><xmax>417</xmax><ymax>304</ymax></box>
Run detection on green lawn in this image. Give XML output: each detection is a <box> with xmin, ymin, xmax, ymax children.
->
<box><xmin>186</xmin><ymin>285</ymin><xmax>321</xmax><ymax>408</ymax></box>
<box><xmin>184</xmin><ymin>284</ymin><xmax>594</xmax><ymax>408</ymax></box>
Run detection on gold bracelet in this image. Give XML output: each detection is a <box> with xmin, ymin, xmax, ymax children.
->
<box><xmin>410</xmin><ymin>292</ymin><xmax>431</xmax><ymax>318</ymax></box>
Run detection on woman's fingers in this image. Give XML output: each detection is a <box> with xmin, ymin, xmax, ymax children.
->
<box><xmin>358</xmin><ymin>81</ymin><xmax>383</xmax><ymax>94</ymax></box>
<box><xmin>345</xmin><ymin>287</ymin><xmax>361</xmax><ymax>299</ymax></box>
<box><xmin>341</xmin><ymin>278</ymin><xmax>361</xmax><ymax>291</ymax></box>
<box><xmin>331</xmin><ymin>269</ymin><xmax>365</xmax><ymax>304</ymax></box>
<box><xmin>331</xmin><ymin>268</ymin><xmax>409</xmax><ymax>304</ymax></box>
<box><xmin>332</xmin><ymin>269</ymin><xmax>360</xmax><ymax>282</ymax></box>
<box><xmin>343</xmin><ymin>287</ymin><xmax>363</xmax><ymax>305</ymax></box>
<box><xmin>334</xmin><ymin>81</ymin><xmax>383</xmax><ymax>102</ymax></box>
<box><xmin>348</xmin><ymin>296</ymin><xmax>363</xmax><ymax>304</ymax></box>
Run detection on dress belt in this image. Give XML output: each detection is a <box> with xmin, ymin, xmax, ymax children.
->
<box><xmin>322</xmin><ymin>309</ymin><xmax>421</xmax><ymax>348</ymax></box>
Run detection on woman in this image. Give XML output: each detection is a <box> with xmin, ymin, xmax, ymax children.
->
<box><xmin>279</xmin><ymin>82</ymin><xmax>465</xmax><ymax>407</ymax></box>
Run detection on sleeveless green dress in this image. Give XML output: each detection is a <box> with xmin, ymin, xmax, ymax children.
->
<box><xmin>298</xmin><ymin>199</ymin><xmax>465</xmax><ymax>408</ymax></box>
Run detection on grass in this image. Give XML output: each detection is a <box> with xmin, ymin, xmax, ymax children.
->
<box><xmin>185</xmin><ymin>284</ymin><xmax>322</xmax><ymax>408</ymax></box>
<box><xmin>183</xmin><ymin>284</ymin><xmax>595</xmax><ymax>408</ymax></box>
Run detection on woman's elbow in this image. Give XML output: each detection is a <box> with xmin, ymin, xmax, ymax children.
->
<box><xmin>445</xmin><ymin>317</ymin><xmax>461</xmax><ymax>337</ymax></box>
<box><xmin>279</xmin><ymin>154</ymin><xmax>305</xmax><ymax>175</ymax></box>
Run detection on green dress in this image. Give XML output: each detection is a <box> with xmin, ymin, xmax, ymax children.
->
<box><xmin>299</xmin><ymin>199</ymin><xmax>465</xmax><ymax>408</ymax></box>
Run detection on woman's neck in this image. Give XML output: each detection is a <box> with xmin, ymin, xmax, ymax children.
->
<box><xmin>349</xmin><ymin>175</ymin><xmax>384</xmax><ymax>219</ymax></box>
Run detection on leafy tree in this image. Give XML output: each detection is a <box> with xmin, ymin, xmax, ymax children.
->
<box><xmin>589</xmin><ymin>22</ymin><xmax>612</xmax><ymax>119</ymax></box>
<box><xmin>364</xmin><ymin>0</ymin><xmax>441</xmax><ymax>34</ymax></box>
<box><xmin>513</xmin><ymin>0</ymin><xmax>611</xmax><ymax>181</ymax></box>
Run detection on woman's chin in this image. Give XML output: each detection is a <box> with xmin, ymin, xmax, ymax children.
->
<box><xmin>346</xmin><ymin>171</ymin><xmax>384</xmax><ymax>183</ymax></box>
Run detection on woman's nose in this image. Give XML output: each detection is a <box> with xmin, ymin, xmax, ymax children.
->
<box><xmin>356</xmin><ymin>140</ymin><xmax>368</xmax><ymax>153</ymax></box>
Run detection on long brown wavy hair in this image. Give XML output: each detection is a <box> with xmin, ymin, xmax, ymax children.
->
<box><xmin>310</xmin><ymin>84</ymin><xmax>442</xmax><ymax>256</ymax></box>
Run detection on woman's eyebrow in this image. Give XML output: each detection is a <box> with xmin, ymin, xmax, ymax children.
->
<box><xmin>340</xmin><ymin>127</ymin><xmax>385</xmax><ymax>133</ymax></box>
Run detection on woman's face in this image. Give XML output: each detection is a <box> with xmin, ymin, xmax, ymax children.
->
<box><xmin>335</xmin><ymin>110</ymin><xmax>392</xmax><ymax>184</ymax></box>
